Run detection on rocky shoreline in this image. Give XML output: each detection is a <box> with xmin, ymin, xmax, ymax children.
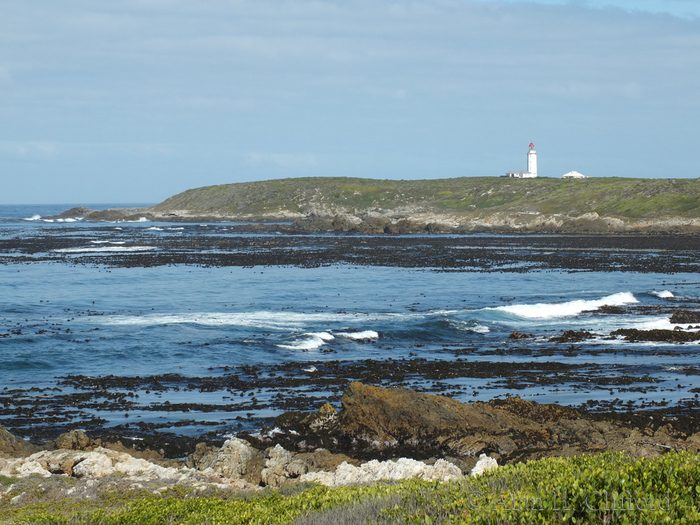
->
<box><xmin>3</xmin><ymin>382</ymin><xmax>700</xmax><ymax>507</ymax></box>
<box><xmin>49</xmin><ymin>206</ymin><xmax>700</xmax><ymax>234</ymax></box>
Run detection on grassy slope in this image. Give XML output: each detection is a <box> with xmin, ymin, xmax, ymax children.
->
<box><xmin>150</xmin><ymin>177</ymin><xmax>700</xmax><ymax>219</ymax></box>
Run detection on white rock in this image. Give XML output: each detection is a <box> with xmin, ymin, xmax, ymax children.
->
<box><xmin>424</xmin><ymin>459</ymin><xmax>464</xmax><ymax>482</ymax></box>
<box><xmin>470</xmin><ymin>454</ymin><xmax>497</xmax><ymax>476</ymax></box>
<box><xmin>72</xmin><ymin>452</ymin><xmax>114</xmax><ymax>478</ymax></box>
<box><xmin>299</xmin><ymin>457</ymin><xmax>462</xmax><ymax>487</ymax></box>
<box><xmin>18</xmin><ymin>460</ymin><xmax>52</xmax><ymax>478</ymax></box>
<box><xmin>0</xmin><ymin>458</ymin><xmax>22</xmax><ymax>477</ymax></box>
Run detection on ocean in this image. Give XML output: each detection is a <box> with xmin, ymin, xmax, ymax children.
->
<box><xmin>1</xmin><ymin>204</ymin><xmax>699</xmax><ymax>443</ymax></box>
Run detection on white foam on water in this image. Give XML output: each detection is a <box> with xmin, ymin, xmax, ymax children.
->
<box><xmin>632</xmin><ymin>316</ymin><xmax>700</xmax><ymax>332</ymax></box>
<box><xmin>42</xmin><ymin>219</ymin><xmax>54</xmax><ymax>223</ymax></box>
<box><xmin>335</xmin><ymin>330</ymin><xmax>379</xmax><ymax>341</ymax></box>
<box><xmin>490</xmin><ymin>292</ymin><xmax>639</xmax><ymax>319</ymax></box>
<box><xmin>54</xmin><ymin>246</ymin><xmax>155</xmax><ymax>253</ymax></box>
<box><xmin>633</xmin><ymin>317</ymin><xmax>678</xmax><ymax>330</ymax></box>
<box><xmin>306</xmin><ymin>332</ymin><xmax>335</xmax><ymax>341</ymax></box>
<box><xmin>277</xmin><ymin>334</ymin><xmax>328</xmax><ymax>351</ymax></box>
<box><xmin>23</xmin><ymin>214</ymin><xmax>42</xmax><ymax>221</ymax></box>
<box><xmin>90</xmin><ymin>241</ymin><xmax>125</xmax><ymax>245</ymax></box>
<box><xmin>147</xmin><ymin>227</ymin><xmax>164</xmax><ymax>231</ymax></box>
<box><xmin>471</xmin><ymin>324</ymin><xmax>491</xmax><ymax>334</ymax></box>
<box><xmin>101</xmin><ymin>311</ymin><xmax>348</xmax><ymax>330</ymax></box>
<box><xmin>100</xmin><ymin>310</ymin><xmax>416</xmax><ymax>330</ymax></box>
<box><xmin>650</xmin><ymin>290</ymin><xmax>674</xmax><ymax>299</ymax></box>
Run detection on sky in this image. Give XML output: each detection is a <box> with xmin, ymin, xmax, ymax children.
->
<box><xmin>1</xmin><ymin>0</ymin><xmax>699</xmax><ymax>204</ymax></box>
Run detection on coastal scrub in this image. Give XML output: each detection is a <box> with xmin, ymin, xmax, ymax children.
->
<box><xmin>2</xmin><ymin>451</ymin><xmax>698</xmax><ymax>524</ymax></box>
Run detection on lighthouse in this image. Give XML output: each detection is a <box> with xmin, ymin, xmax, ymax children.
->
<box><xmin>527</xmin><ymin>143</ymin><xmax>537</xmax><ymax>178</ymax></box>
<box><xmin>505</xmin><ymin>142</ymin><xmax>538</xmax><ymax>178</ymax></box>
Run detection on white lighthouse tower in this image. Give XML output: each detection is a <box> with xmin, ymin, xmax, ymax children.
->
<box><xmin>505</xmin><ymin>142</ymin><xmax>538</xmax><ymax>178</ymax></box>
<box><xmin>526</xmin><ymin>142</ymin><xmax>537</xmax><ymax>178</ymax></box>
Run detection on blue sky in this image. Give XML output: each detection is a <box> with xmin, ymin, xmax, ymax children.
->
<box><xmin>1</xmin><ymin>0</ymin><xmax>699</xmax><ymax>204</ymax></box>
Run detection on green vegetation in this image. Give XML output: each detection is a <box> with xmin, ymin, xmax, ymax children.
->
<box><xmin>2</xmin><ymin>452</ymin><xmax>699</xmax><ymax>524</ymax></box>
<box><xmin>0</xmin><ymin>476</ymin><xmax>17</xmax><ymax>488</ymax></box>
<box><xmin>150</xmin><ymin>176</ymin><xmax>700</xmax><ymax>220</ymax></box>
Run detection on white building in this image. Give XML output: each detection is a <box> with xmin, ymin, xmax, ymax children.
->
<box><xmin>562</xmin><ymin>171</ymin><xmax>587</xmax><ymax>179</ymax></box>
<box><xmin>506</xmin><ymin>143</ymin><xmax>537</xmax><ymax>178</ymax></box>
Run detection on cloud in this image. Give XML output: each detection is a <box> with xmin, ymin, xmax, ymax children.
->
<box><xmin>0</xmin><ymin>141</ymin><xmax>59</xmax><ymax>158</ymax></box>
<box><xmin>245</xmin><ymin>152</ymin><xmax>318</xmax><ymax>169</ymax></box>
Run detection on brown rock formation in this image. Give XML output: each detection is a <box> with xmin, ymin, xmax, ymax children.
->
<box><xmin>338</xmin><ymin>382</ymin><xmax>522</xmax><ymax>451</ymax></box>
<box><xmin>56</xmin><ymin>430</ymin><xmax>101</xmax><ymax>451</ymax></box>
<box><xmin>0</xmin><ymin>425</ymin><xmax>39</xmax><ymax>458</ymax></box>
<box><xmin>273</xmin><ymin>382</ymin><xmax>700</xmax><ymax>465</ymax></box>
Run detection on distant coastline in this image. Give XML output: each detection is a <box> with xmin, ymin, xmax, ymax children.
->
<box><xmin>51</xmin><ymin>176</ymin><xmax>700</xmax><ymax>234</ymax></box>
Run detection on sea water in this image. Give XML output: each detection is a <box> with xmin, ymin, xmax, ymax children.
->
<box><xmin>1</xmin><ymin>205</ymin><xmax>700</xmax><ymax>438</ymax></box>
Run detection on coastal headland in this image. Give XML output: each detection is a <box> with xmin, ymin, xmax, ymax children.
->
<box><xmin>54</xmin><ymin>176</ymin><xmax>700</xmax><ymax>234</ymax></box>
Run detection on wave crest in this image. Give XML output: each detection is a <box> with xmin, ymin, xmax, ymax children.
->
<box><xmin>490</xmin><ymin>292</ymin><xmax>638</xmax><ymax>319</ymax></box>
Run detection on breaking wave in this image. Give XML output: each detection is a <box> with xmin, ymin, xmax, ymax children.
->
<box><xmin>488</xmin><ymin>292</ymin><xmax>638</xmax><ymax>319</ymax></box>
<box><xmin>335</xmin><ymin>330</ymin><xmax>379</xmax><ymax>341</ymax></box>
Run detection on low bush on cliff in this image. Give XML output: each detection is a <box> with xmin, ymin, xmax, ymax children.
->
<box><xmin>376</xmin><ymin>451</ymin><xmax>700</xmax><ymax>524</ymax></box>
<box><xmin>1</xmin><ymin>451</ymin><xmax>698</xmax><ymax>524</ymax></box>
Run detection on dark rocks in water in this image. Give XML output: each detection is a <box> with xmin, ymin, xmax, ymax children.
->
<box><xmin>596</xmin><ymin>305</ymin><xmax>626</xmax><ymax>314</ymax></box>
<box><xmin>0</xmin><ymin>425</ymin><xmax>40</xmax><ymax>457</ymax></box>
<box><xmin>549</xmin><ymin>330</ymin><xmax>594</xmax><ymax>343</ymax></box>
<box><xmin>670</xmin><ymin>311</ymin><xmax>700</xmax><ymax>324</ymax></box>
<box><xmin>508</xmin><ymin>329</ymin><xmax>533</xmax><ymax>340</ymax></box>
<box><xmin>611</xmin><ymin>328</ymin><xmax>700</xmax><ymax>343</ymax></box>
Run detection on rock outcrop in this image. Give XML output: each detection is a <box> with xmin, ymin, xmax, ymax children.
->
<box><xmin>0</xmin><ymin>425</ymin><xmax>39</xmax><ymax>458</ymax></box>
<box><xmin>188</xmin><ymin>438</ymin><xmax>265</xmax><ymax>485</ymax></box>
<box><xmin>55</xmin><ymin>430</ymin><xmax>102</xmax><ymax>451</ymax></box>
<box><xmin>274</xmin><ymin>382</ymin><xmax>700</xmax><ymax>466</ymax></box>
<box><xmin>336</xmin><ymin>382</ymin><xmax>524</xmax><ymax>457</ymax></box>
